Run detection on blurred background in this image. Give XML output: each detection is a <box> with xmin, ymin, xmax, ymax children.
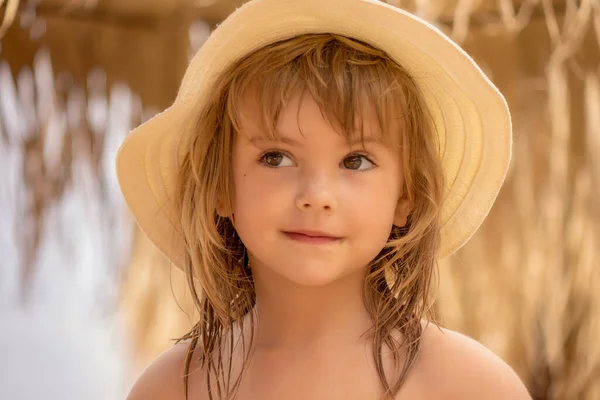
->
<box><xmin>1</xmin><ymin>0</ymin><xmax>599</xmax><ymax>399</ymax></box>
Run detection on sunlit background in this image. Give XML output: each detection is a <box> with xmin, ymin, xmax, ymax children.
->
<box><xmin>1</xmin><ymin>0</ymin><xmax>599</xmax><ymax>399</ymax></box>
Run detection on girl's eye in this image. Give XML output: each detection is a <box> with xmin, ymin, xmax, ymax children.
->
<box><xmin>260</xmin><ymin>151</ymin><xmax>294</xmax><ymax>167</ymax></box>
<box><xmin>342</xmin><ymin>154</ymin><xmax>374</xmax><ymax>171</ymax></box>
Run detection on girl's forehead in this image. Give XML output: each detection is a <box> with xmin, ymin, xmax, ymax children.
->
<box><xmin>236</xmin><ymin>88</ymin><xmax>402</xmax><ymax>147</ymax></box>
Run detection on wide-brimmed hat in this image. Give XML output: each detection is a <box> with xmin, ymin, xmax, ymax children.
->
<box><xmin>116</xmin><ymin>0</ymin><xmax>512</xmax><ymax>269</ymax></box>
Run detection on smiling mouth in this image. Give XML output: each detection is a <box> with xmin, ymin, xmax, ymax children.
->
<box><xmin>282</xmin><ymin>231</ymin><xmax>343</xmax><ymax>244</ymax></box>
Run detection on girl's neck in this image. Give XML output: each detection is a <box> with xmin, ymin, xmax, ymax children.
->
<box><xmin>245</xmin><ymin>263</ymin><xmax>374</xmax><ymax>352</ymax></box>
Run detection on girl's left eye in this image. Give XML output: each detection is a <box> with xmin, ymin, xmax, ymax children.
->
<box><xmin>341</xmin><ymin>154</ymin><xmax>375</xmax><ymax>171</ymax></box>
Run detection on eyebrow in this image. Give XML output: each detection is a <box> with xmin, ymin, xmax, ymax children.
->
<box><xmin>249</xmin><ymin>136</ymin><xmax>302</xmax><ymax>146</ymax></box>
<box><xmin>248</xmin><ymin>135</ymin><xmax>386</xmax><ymax>147</ymax></box>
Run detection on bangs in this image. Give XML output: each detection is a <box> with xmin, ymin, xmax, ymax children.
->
<box><xmin>225</xmin><ymin>34</ymin><xmax>418</xmax><ymax>148</ymax></box>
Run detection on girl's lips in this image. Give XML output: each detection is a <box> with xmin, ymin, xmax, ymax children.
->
<box><xmin>283</xmin><ymin>231</ymin><xmax>342</xmax><ymax>244</ymax></box>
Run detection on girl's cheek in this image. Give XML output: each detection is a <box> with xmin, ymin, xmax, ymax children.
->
<box><xmin>236</xmin><ymin>169</ymin><xmax>291</xmax><ymax>199</ymax></box>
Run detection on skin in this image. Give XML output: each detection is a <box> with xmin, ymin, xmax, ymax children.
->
<box><xmin>126</xmin><ymin>91</ymin><xmax>532</xmax><ymax>400</ymax></box>
<box><xmin>228</xmin><ymin>89</ymin><xmax>410</xmax><ymax>351</ymax></box>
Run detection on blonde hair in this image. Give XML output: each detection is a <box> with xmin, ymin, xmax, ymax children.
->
<box><xmin>174</xmin><ymin>33</ymin><xmax>445</xmax><ymax>399</ymax></box>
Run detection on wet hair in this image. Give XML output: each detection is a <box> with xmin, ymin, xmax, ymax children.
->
<box><xmin>174</xmin><ymin>33</ymin><xmax>445</xmax><ymax>399</ymax></box>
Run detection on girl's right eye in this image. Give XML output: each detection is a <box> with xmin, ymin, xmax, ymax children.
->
<box><xmin>259</xmin><ymin>151</ymin><xmax>294</xmax><ymax>167</ymax></box>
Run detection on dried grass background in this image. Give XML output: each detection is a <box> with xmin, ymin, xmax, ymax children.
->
<box><xmin>424</xmin><ymin>1</ymin><xmax>600</xmax><ymax>398</ymax></box>
<box><xmin>1</xmin><ymin>0</ymin><xmax>599</xmax><ymax>399</ymax></box>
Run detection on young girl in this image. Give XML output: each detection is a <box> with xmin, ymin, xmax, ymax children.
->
<box><xmin>118</xmin><ymin>0</ymin><xmax>531</xmax><ymax>399</ymax></box>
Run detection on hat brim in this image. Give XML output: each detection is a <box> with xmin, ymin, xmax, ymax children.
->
<box><xmin>116</xmin><ymin>0</ymin><xmax>511</xmax><ymax>269</ymax></box>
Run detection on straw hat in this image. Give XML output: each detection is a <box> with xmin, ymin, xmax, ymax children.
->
<box><xmin>116</xmin><ymin>0</ymin><xmax>512</xmax><ymax>269</ymax></box>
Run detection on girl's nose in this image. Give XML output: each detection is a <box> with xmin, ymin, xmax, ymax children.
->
<box><xmin>294</xmin><ymin>169</ymin><xmax>338</xmax><ymax>212</ymax></box>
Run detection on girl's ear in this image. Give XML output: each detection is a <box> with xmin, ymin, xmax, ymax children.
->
<box><xmin>393</xmin><ymin>195</ymin><xmax>412</xmax><ymax>228</ymax></box>
<box><xmin>216</xmin><ymin>198</ymin><xmax>231</xmax><ymax>218</ymax></box>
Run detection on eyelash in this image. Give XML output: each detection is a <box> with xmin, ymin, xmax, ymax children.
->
<box><xmin>258</xmin><ymin>150</ymin><xmax>293</xmax><ymax>167</ymax></box>
<box><xmin>257</xmin><ymin>150</ymin><xmax>378</xmax><ymax>170</ymax></box>
<box><xmin>347</xmin><ymin>151</ymin><xmax>378</xmax><ymax>169</ymax></box>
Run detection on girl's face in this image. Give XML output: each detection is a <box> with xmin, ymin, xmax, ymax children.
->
<box><xmin>229</xmin><ymin>90</ymin><xmax>410</xmax><ymax>287</ymax></box>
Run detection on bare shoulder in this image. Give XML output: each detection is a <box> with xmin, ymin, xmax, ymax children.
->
<box><xmin>126</xmin><ymin>340</ymin><xmax>205</xmax><ymax>400</ymax></box>
<box><xmin>413</xmin><ymin>323</ymin><xmax>532</xmax><ymax>399</ymax></box>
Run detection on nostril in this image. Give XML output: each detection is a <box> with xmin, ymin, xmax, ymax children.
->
<box><xmin>302</xmin><ymin>203</ymin><xmax>332</xmax><ymax>210</ymax></box>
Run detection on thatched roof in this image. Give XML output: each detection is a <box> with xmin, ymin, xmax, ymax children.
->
<box><xmin>13</xmin><ymin>0</ymin><xmax>244</xmax><ymax>27</ymax></box>
<box><xmin>12</xmin><ymin>0</ymin><xmax>569</xmax><ymax>27</ymax></box>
